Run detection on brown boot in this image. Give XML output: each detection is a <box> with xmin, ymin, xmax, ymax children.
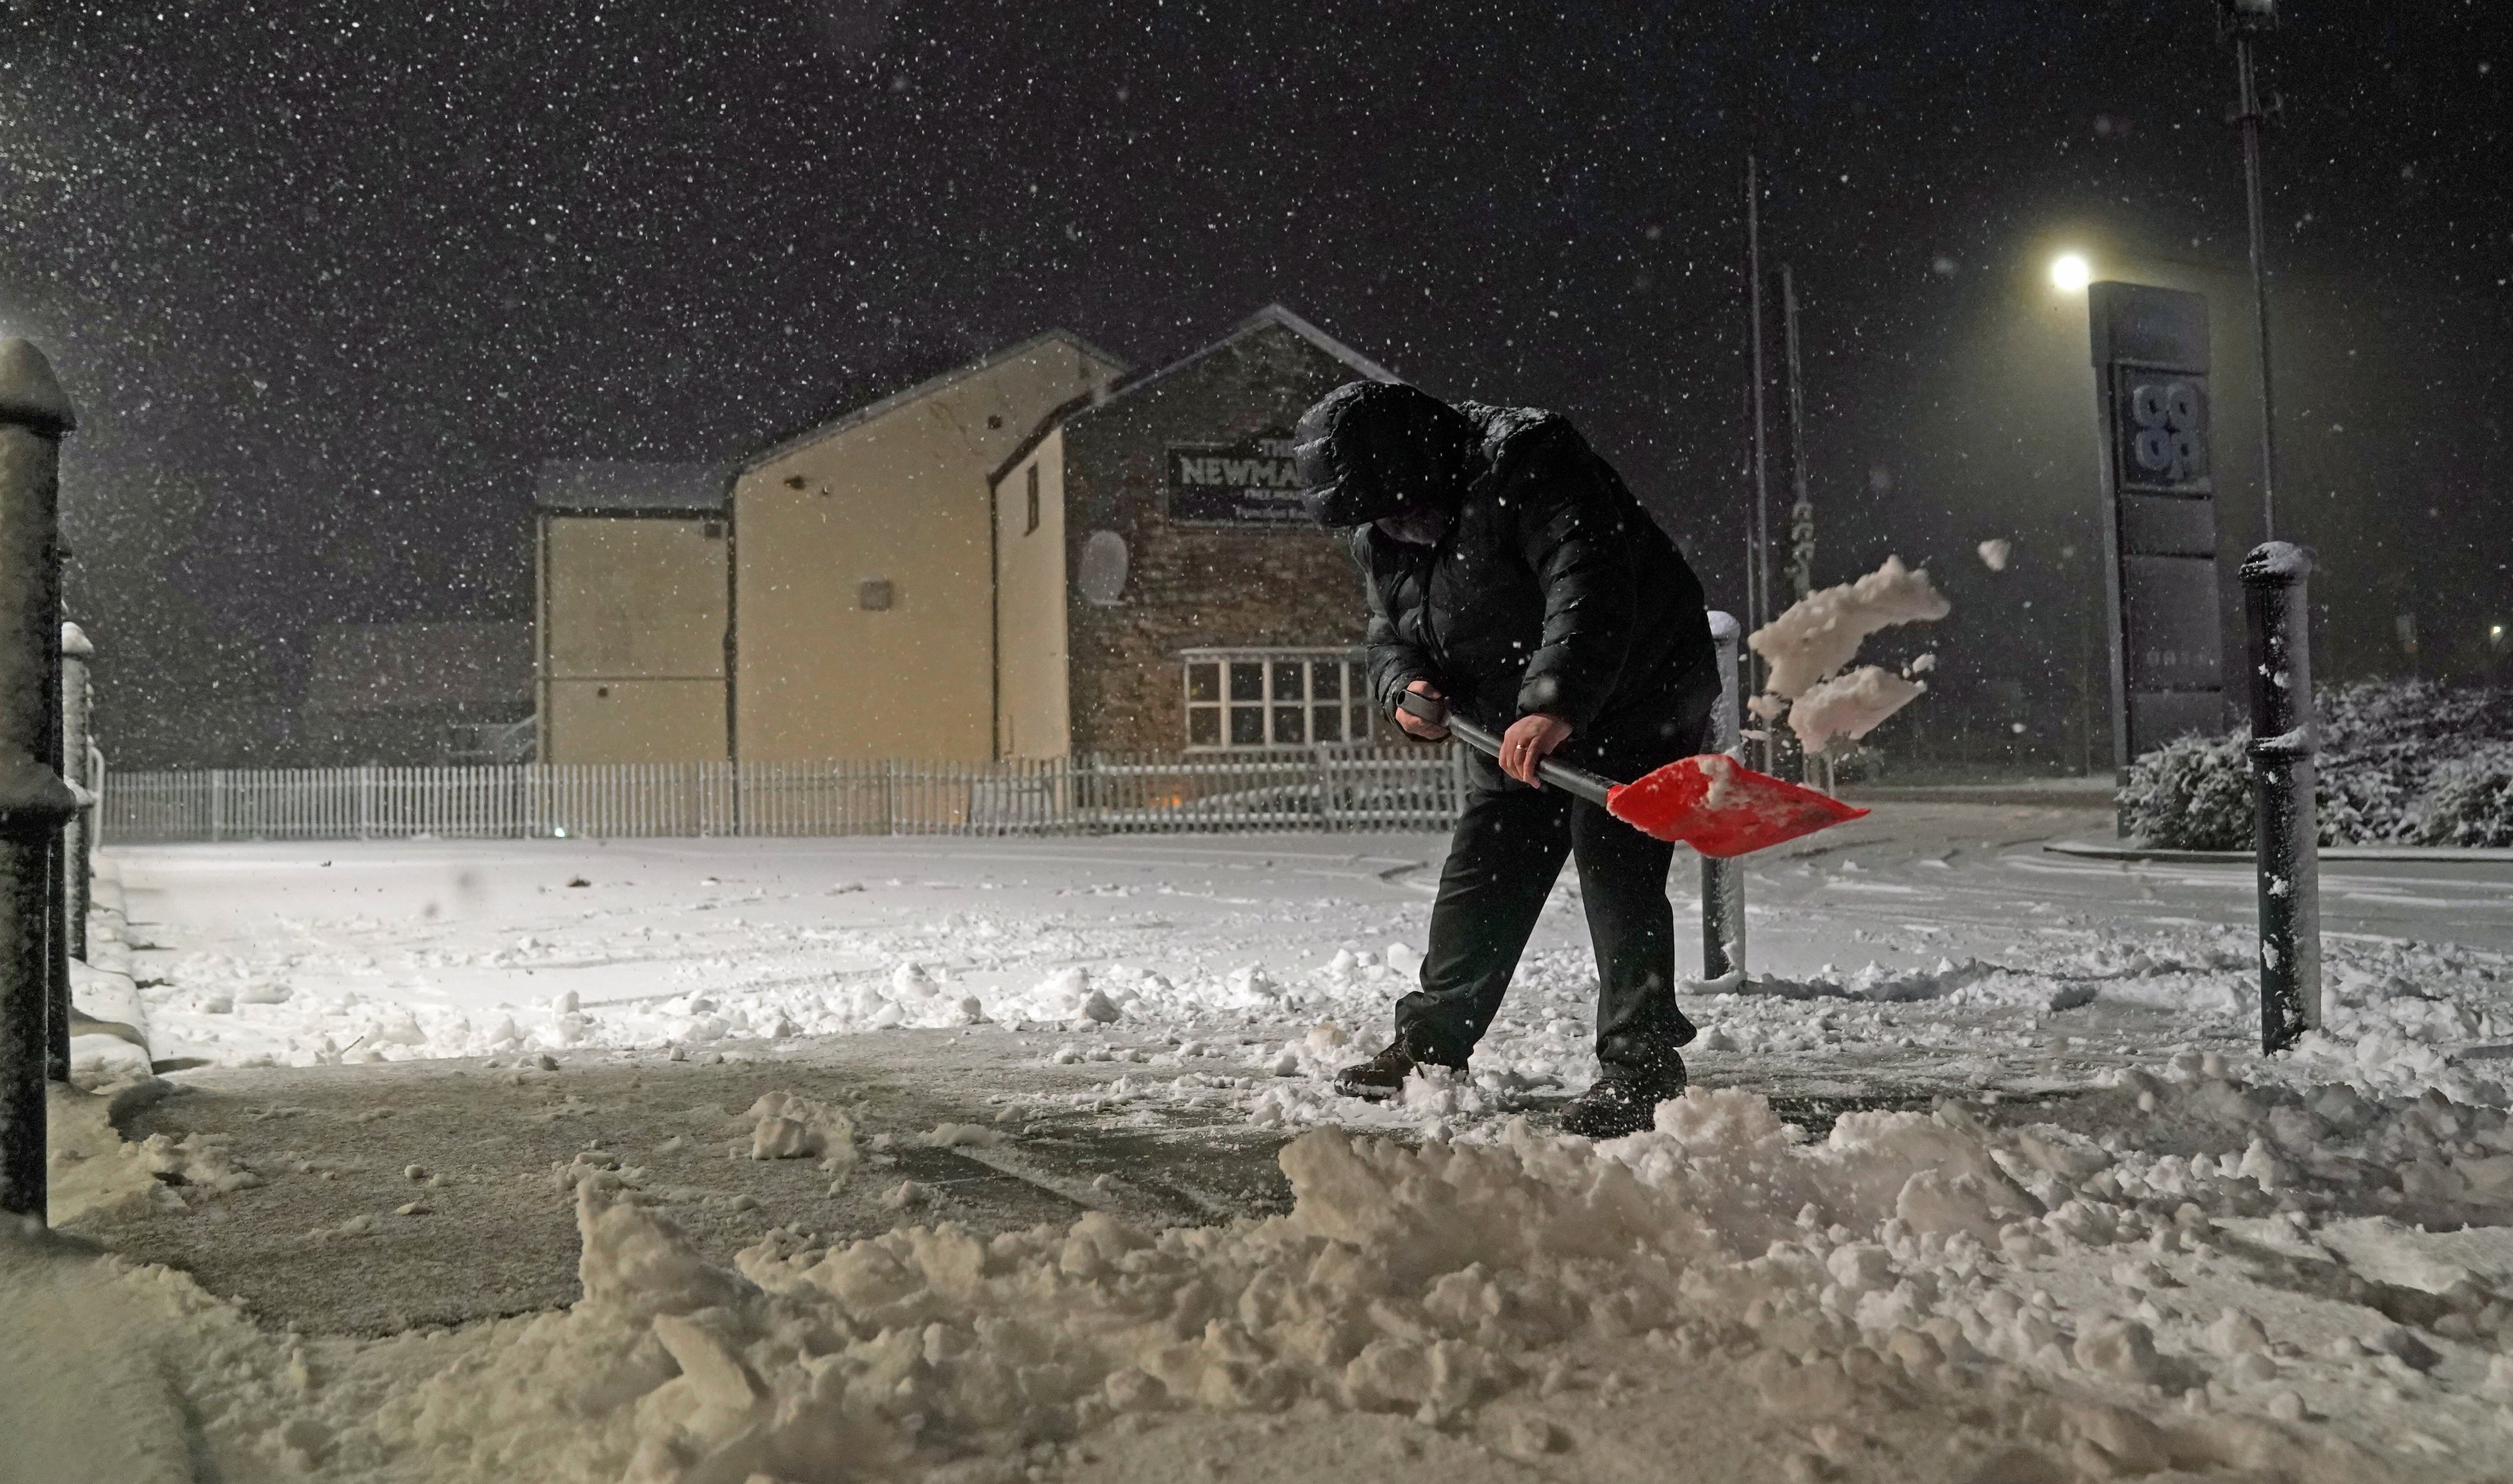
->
<box><xmin>1334</xmin><ymin>1039</ymin><xmax>1459</xmax><ymax>1101</ymax></box>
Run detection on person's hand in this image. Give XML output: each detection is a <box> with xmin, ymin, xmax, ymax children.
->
<box><xmin>1395</xmin><ymin>679</ymin><xmax>1449</xmax><ymax>740</ymax></box>
<box><xmin>1499</xmin><ymin>713</ymin><xmax>1573</xmax><ymax>785</ymax></box>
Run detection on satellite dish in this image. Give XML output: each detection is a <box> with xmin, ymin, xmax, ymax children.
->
<box><xmin>1077</xmin><ymin>530</ymin><xmax>1128</xmax><ymax>606</ymax></box>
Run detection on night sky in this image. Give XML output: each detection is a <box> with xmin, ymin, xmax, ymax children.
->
<box><xmin>1</xmin><ymin>1</ymin><xmax>2505</xmax><ymax>766</ymax></box>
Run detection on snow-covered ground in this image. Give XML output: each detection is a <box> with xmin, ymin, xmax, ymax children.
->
<box><xmin>116</xmin><ymin>810</ymin><xmax>2513</xmax><ymax>1126</ymax></box>
<box><xmin>11</xmin><ymin>805</ymin><xmax>2513</xmax><ymax>1481</ymax></box>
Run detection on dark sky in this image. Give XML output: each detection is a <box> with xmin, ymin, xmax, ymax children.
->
<box><xmin>1</xmin><ymin>0</ymin><xmax>2506</xmax><ymax>765</ymax></box>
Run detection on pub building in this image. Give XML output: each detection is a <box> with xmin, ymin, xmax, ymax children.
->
<box><xmin>535</xmin><ymin>305</ymin><xmax>1399</xmax><ymax>764</ymax></box>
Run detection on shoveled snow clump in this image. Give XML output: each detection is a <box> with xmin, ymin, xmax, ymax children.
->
<box><xmin>1747</xmin><ymin>556</ymin><xmax>1950</xmax><ymax>729</ymax></box>
<box><xmin>1787</xmin><ymin>666</ymin><xmax>1929</xmax><ymax>756</ymax></box>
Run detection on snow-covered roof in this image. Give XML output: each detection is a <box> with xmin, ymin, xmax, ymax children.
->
<box><xmin>734</xmin><ymin>327</ymin><xmax>1128</xmax><ymax>475</ymax></box>
<box><xmin>534</xmin><ymin>460</ymin><xmax>729</xmax><ymax>515</ymax></box>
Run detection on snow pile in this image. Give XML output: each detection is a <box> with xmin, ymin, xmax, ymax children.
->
<box><xmin>1746</xmin><ymin>556</ymin><xmax>1949</xmax><ymax>752</ymax></box>
<box><xmin>2120</xmin><ymin>680</ymin><xmax>2513</xmax><ymax>849</ymax></box>
<box><xmin>143</xmin><ymin>921</ymin><xmax>1444</xmax><ymax>1071</ymax></box>
<box><xmin>2279</xmin><ymin>942</ymin><xmax>2513</xmax><ymax>1099</ymax></box>
<box><xmin>41</xmin><ymin>1079</ymin><xmax>211</xmax><ymax>1225</ymax></box>
<box><xmin>743</xmin><ymin>1091</ymin><xmax>856</xmax><ymax>1174</ymax></box>
<box><xmin>40</xmin><ymin>1068</ymin><xmax>2513</xmax><ymax>1480</ymax></box>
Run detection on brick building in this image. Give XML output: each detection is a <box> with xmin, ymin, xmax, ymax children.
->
<box><xmin>992</xmin><ymin>305</ymin><xmax>1397</xmax><ymax>756</ymax></box>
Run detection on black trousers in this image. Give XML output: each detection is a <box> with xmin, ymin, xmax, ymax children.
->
<box><xmin>1395</xmin><ymin>753</ymin><xmax>1698</xmax><ymax>1075</ymax></box>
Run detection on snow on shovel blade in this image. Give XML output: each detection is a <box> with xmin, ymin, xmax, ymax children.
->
<box><xmin>1603</xmin><ymin>753</ymin><xmax>1868</xmax><ymax>857</ymax></box>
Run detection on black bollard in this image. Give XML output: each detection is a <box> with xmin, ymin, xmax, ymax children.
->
<box><xmin>1701</xmin><ymin>611</ymin><xmax>1747</xmax><ymax>980</ymax></box>
<box><xmin>0</xmin><ymin>340</ymin><xmax>79</xmax><ymax>1220</ymax></box>
<box><xmin>2241</xmin><ymin>542</ymin><xmax>2319</xmax><ymax>1052</ymax></box>
<box><xmin>61</xmin><ymin>623</ymin><xmax>93</xmax><ymax>962</ymax></box>
<box><xmin>44</xmin><ymin>617</ymin><xmax>68</xmax><ymax>1079</ymax></box>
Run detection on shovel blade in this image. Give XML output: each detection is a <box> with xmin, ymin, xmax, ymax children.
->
<box><xmin>1604</xmin><ymin>753</ymin><xmax>1868</xmax><ymax>857</ymax></box>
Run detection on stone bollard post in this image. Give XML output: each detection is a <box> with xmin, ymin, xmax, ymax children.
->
<box><xmin>0</xmin><ymin>340</ymin><xmax>79</xmax><ymax>1220</ymax></box>
<box><xmin>1701</xmin><ymin>611</ymin><xmax>1747</xmax><ymax>980</ymax></box>
<box><xmin>61</xmin><ymin>622</ymin><xmax>92</xmax><ymax>961</ymax></box>
<box><xmin>2242</xmin><ymin>542</ymin><xmax>2320</xmax><ymax>1052</ymax></box>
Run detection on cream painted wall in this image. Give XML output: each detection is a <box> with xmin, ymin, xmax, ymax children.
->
<box><xmin>991</xmin><ymin>429</ymin><xmax>1071</xmax><ymax>758</ymax></box>
<box><xmin>733</xmin><ymin>339</ymin><xmax>1118</xmax><ymax>763</ymax></box>
<box><xmin>538</xmin><ymin>515</ymin><xmax>727</xmax><ymax>763</ymax></box>
<box><xmin>545</xmin><ymin>679</ymin><xmax>726</xmax><ymax>763</ymax></box>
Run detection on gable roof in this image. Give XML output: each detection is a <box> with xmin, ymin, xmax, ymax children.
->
<box><xmin>1084</xmin><ymin>303</ymin><xmax>1398</xmax><ymax>414</ymax></box>
<box><xmin>1244</xmin><ymin>303</ymin><xmax>1399</xmax><ymax>383</ymax></box>
<box><xmin>535</xmin><ymin>460</ymin><xmax>730</xmax><ymax>514</ymax></box>
<box><xmin>735</xmin><ymin>327</ymin><xmax>1128</xmax><ymax>475</ymax></box>
<box><xmin>985</xmin><ymin>386</ymin><xmax>1109</xmax><ymax>490</ymax></box>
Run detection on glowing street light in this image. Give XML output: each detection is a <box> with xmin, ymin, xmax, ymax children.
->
<box><xmin>2049</xmin><ymin>253</ymin><xmax>2092</xmax><ymax>292</ymax></box>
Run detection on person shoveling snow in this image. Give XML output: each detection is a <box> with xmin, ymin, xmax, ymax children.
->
<box><xmin>1294</xmin><ymin>380</ymin><xmax>1741</xmax><ymax>1138</ymax></box>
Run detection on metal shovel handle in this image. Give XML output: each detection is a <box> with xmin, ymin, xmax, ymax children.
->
<box><xmin>1397</xmin><ymin>689</ymin><xmax>1616</xmax><ymax>806</ymax></box>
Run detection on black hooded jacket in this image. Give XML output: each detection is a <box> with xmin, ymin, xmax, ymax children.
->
<box><xmin>1345</xmin><ymin>401</ymin><xmax>1719</xmax><ymax>772</ymax></box>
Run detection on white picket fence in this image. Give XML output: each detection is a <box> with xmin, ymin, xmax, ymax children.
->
<box><xmin>98</xmin><ymin>746</ymin><xmax>1471</xmax><ymax>843</ymax></box>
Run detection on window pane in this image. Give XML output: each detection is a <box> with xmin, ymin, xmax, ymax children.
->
<box><xmin>1272</xmin><ymin>662</ymin><xmax>1305</xmax><ymax>701</ymax></box>
<box><xmin>1313</xmin><ymin>706</ymin><xmax>1343</xmax><ymax>743</ymax></box>
<box><xmin>1312</xmin><ymin>663</ymin><xmax>1343</xmax><ymax>701</ymax></box>
<box><xmin>1229</xmin><ymin>706</ymin><xmax>1265</xmax><ymax>745</ymax></box>
<box><xmin>1273</xmin><ymin>707</ymin><xmax>1306</xmax><ymax>744</ymax></box>
<box><xmin>1352</xmin><ymin>704</ymin><xmax>1375</xmax><ymax>742</ymax></box>
<box><xmin>1189</xmin><ymin>708</ymin><xmax>1221</xmax><ymax>746</ymax></box>
<box><xmin>1229</xmin><ymin>662</ymin><xmax>1263</xmax><ymax>702</ymax></box>
<box><xmin>1186</xmin><ymin>663</ymin><xmax>1219</xmax><ymax>704</ymax></box>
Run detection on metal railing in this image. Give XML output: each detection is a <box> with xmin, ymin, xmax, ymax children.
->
<box><xmin>97</xmin><ymin>745</ymin><xmax>1472</xmax><ymax>843</ymax></box>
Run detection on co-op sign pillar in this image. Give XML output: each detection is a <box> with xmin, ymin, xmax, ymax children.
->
<box><xmin>2087</xmin><ymin>282</ymin><xmax>2227</xmax><ymax>832</ymax></box>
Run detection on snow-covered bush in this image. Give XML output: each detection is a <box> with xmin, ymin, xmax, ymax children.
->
<box><xmin>2414</xmin><ymin>742</ymin><xmax>2513</xmax><ymax>846</ymax></box>
<box><xmin>2118</xmin><ymin>730</ymin><xmax>2254</xmax><ymax>849</ymax></box>
<box><xmin>2118</xmin><ymin>680</ymin><xmax>2513</xmax><ymax>848</ymax></box>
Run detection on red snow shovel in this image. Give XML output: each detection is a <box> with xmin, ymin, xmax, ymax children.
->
<box><xmin>1413</xmin><ymin>697</ymin><xmax>1868</xmax><ymax>857</ymax></box>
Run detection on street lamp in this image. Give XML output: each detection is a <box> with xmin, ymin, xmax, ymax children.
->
<box><xmin>2218</xmin><ymin>0</ymin><xmax>2283</xmax><ymax>541</ymax></box>
<box><xmin>2050</xmin><ymin>253</ymin><xmax>2093</xmax><ymax>293</ymax></box>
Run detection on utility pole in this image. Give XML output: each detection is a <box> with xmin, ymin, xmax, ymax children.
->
<box><xmin>1782</xmin><ymin>265</ymin><xmax>1814</xmax><ymax>605</ymax></box>
<box><xmin>1781</xmin><ymin>265</ymin><xmax>1822</xmax><ymax>787</ymax></box>
<box><xmin>1745</xmin><ymin>155</ymin><xmax>1771</xmax><ymax>767</ymax></box>
<box><xmin>2220</xmin><ymin>0</ymin><xmax>2283</xmax><ymax>541</ymax></box>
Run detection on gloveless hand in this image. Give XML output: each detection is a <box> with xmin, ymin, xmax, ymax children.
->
<box><xmin>1499</xmin><ymin>713</ymin><xmax>1573</xmax><ymax>785</ymax></box>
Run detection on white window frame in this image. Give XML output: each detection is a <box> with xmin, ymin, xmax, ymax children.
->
<box><xmin>1180</xmin><ymin>647</ymin><xmax>1382</xmax><ymax>751</ymax></box>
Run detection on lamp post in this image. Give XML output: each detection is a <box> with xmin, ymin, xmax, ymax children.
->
<box><xmin>2219</xmin><ymin>0</ymin><xmax>2283</xmax><ymax>542</ymax></box>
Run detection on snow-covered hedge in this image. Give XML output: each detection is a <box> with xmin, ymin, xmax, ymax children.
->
<box><xmin>2416</xmin><ymin>742</ymin><xmax>2513</xmax><ymax>847</ymax></box>
<box><xmin>2118</xmin><ymin>680</ymin><xmax>2513</xmax><ymax>849</ymax></box>
<box><xmin>2118</xmin><ymin>731</ymin><xmax>2254</xmax><ymax>849</ymax></box>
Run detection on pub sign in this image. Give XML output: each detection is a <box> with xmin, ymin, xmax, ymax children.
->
<box><xmin>1166</xmin><ymin>432</ymin><xmax>1306</xmax><ymax>528</ymax></box>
